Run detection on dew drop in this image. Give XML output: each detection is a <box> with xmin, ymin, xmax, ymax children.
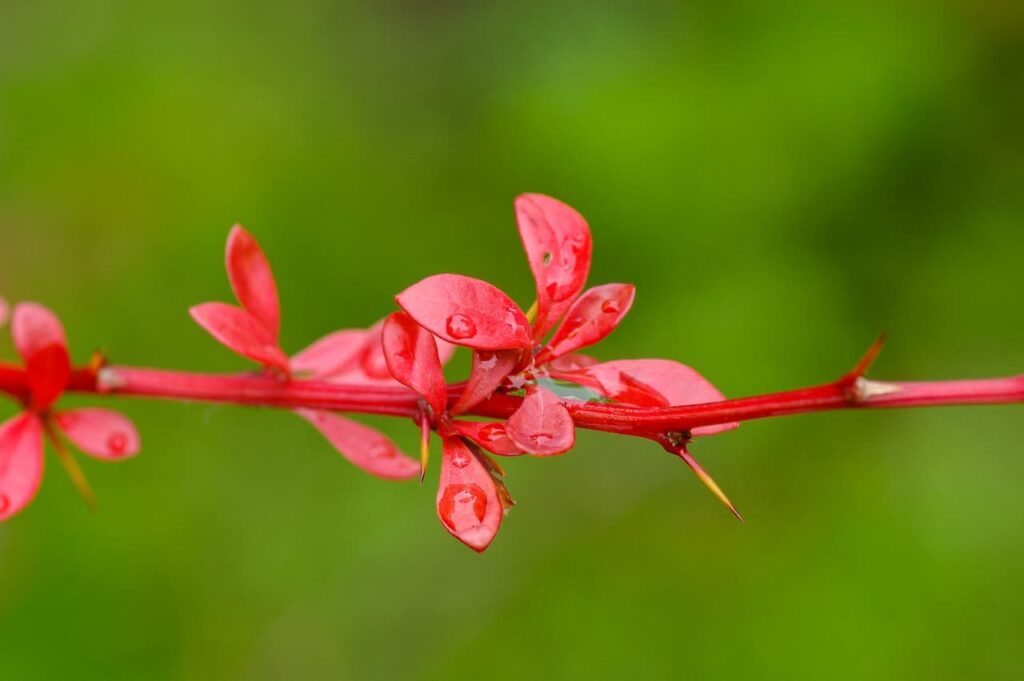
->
<box><xmin>529</xmin><ymin>432</ymin><xmax>554</xmax><ymax>444</ymax></box>
<box><xmin>450</xmin><ymin>450</ymin><xmax>472</xmax><ymax>468</ymax></box>
<box><xmin>370</xmin><ymin>444</ymin><xmax>395</xmax><ymax>459</ymax></box>
<box><xmin>478</xmin><ymin>423</ymin><xmax>507</xmax><ymax>442</ymax></box>
<box><xmin>601</xmin><ymin>300</ymin><xmax>620</xmax><ymax>314</ymax></box>
<box><xmin>0</xmin><ymin>494</ymin><xmax>9</xmax><ymax>514</ymax></box>
<box><xmin>438</xmin><ymin>484</ymin><xmax>487</xmax><ymax>530</ymax></box>
<box><xmin>107</xmin><ymin>432</ymin><xmax>128</xmax><ymax>456</ymax></box>
<box><xmin>445</xmin><ymin>314</ymin><xmax>477</xmax><ymax>340</ymax></box>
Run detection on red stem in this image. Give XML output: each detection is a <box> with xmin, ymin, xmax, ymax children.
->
<box><xmin>2</xmin><ymin>363</ymin><xmax>1021</xmax><ymax>438</ymax></box>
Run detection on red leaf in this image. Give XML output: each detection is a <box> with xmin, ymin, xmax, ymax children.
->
<box><xmin>552</xmin><ymin>365</ymin><xmax>669</xmax><ymax>408</ymax></box>
<box><xmin>226</xmin><ymin>225</ymin><xmax>281</xmax><ymax>340</ymax></box>
<box><xmin>538</xmin><ymin>283</ymin><xmax>635</xmax><ymax>363</ymax></box>
<box><xmin>55</xmin><ymin>408</ymin><xmax>141</xmax><ymax>460</ymax></box>
<box><xmin>0</xmin><ymin>413</ymin><xmax>44</xmax><ymax>521</ymax></box>
<box><xmin>569</xmin><ymin>359</ymin><xmax>738</xmax><ymax>436</ymax></box>
<box><xmin>190</xmin><ymin>303</ymin><xmax>290</xmax><ymax>372</ymax></box>
<box><xmin>514</xmin><ymin>194</ymin><xmax>592</xmax><ymax>340</ymax></box>
<box><xmin>547</xmin><ymin>353</ymin><xmax>599</xmax><ymax>372</ymax></box>
<box><xmin>450</xmin><ymin>349</ymin><xmax>520</xmax><ymax>415</ymax></box>
<box><xmin>12</xmin><ymin>303</ymin><xmax>71</xmax><ymax>410</ymax></box>
<box><xmin>395</xmin><ymin>274</ymin><xmax>531</xmax><ymax>350</ymax></box>
<box><xmin>505</xmin><ymin>385</ymin><xmax>575</xmax><ymax>455</ymax></box>
<box><xmin>297</xmin><ymin>409</ymin><xmax>419</xmax><ymax>480</ymax></box>
<box><xmin>452</xmin><ymin>420</ymin><xmax>525</xmax><ymax>456</ymax></box>
<box><xmin>290</xmin><ymin>329</ymin><xmax>368</xmax><ymax>378</ymax></box>
<box><xmin>382</xmin><ymin>312</ymin><xmax>447</xmax><ymax>416</ymax></box>
<box><xmin>436</xmin><ymin>436</ymin><xmax>504</xmax><ymax>552</ymax></box>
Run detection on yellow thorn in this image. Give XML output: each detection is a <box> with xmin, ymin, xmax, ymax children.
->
<box><xmin>44</xmin><ymin>420</ymin><xmax>97</xmax><ymax>512</ymax></box>
<box><xmin>418</xmin><ymin>417</ymin><xmax>431</xmax><ymax>484</ymax></box>
<box><xmin>677</xmin><ymin>448</ymin><xmax>743</xmax><ymax>523</ymax></box>
<box><xmin>524</xmin><ymin>300</ymin><xmax>538</xmax><ymax>324</ymax></box>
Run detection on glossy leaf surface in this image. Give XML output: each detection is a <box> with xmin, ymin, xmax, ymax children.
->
<box><xmin>0</xmin><ymin>413</ymin><xmax>44</xmax><ymax>521</ymax></box>
<box><xmin>514</xmin><ymin>193</ymin><xmax>592</xmax><ymax>340</ymax></box>
<box><xmin>55</xmin><ymin>408</ymin><xmax>141</xmax><ymax>460</ymax></box>
<box><xmin>505</xmin><ymin>385</ymin><xmax>575</xmax><ymax>455</ymax></box>
<box><xmin>190</xmin><ymin>303</ymin><xmax>290</xmax><ymax>372</ymax></box>
<box><xmin>290</xmin><ymin>329</ymin><xmax>369</xmax><ymax>378</ymax></box>
<box><xmin>436</xmin><ymin>436</ymin><xmax>504</xmax><ymax>552</ymax></box>
<box><xmin>450</xmin><ymin>349</ymin><xmax>519</xmax><ymax>415</ymax></box>
<box><xmin>539</xmin><ymin>283</ymin><xmax>635</xmax><ymax>362</ymax></box>
<box><xmin>12</xmin><ymin>303</ymin><xmax>71</xmax><ymax>410</ymax></box>
<box><xmin>395</xmin><ymin>274</ymin><xmax>531</xmax><ymax>350</ymax></box>
<box><xmin>297</xmin><ymin>409</ymin><xmax>419</xmax><ymax>480</ymax></box>
<box><xmin>570</xmin><ymin>359</ymin><xmax>738</xmax><ymax>436</ymax></box>
<box><xmin>382</xmin><ymin>312</ymin><xmax>447</xmax><ymax>416</ymax></box>
<box><xmin>452</xmin><ymin>420</ymin><xmax>525</xmax><ymax>456</ymax></box>
<box><xmin>226</xmin><ymin>225</ymin><xmax>281</xmax><ymax>339</ymax></box>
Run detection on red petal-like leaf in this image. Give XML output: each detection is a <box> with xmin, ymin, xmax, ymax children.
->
<box><xmin>450</xmin><ymin>349</ymin><xmax>520</xmax><ymax>415</ymax></box>
<box><xmin>296</xmin><ymin>409</ymin><xmax>419</xmax><ymax>480</ymax></box>
<box><xmin>505</xmin><ymin>385</ymin><xmax>575</xmax><ymax>455</ymax></box>
<box><xmin>514</xmin><ymin>194</ymin><xmax>593</xmax><ymax>340</ymax></box>
<box><xmin>0</xmin><ymin>413</ymin><xmax>44</xmax><ymax>521</ymax></box>
<box><xmin>547</xmin><ymin>353</ymin><xmax>599</xmax><ymax>372</ymax></box>
<box><xmin>395</xmin><ymin>274</ymin><xmax>531</xmax><ymax>350</ymax></box>
<box><xmin>382</xmin><ymin>312</ymin><xmax>447</xmax><ymax>416</ymax></box>
<box><xmin>571</xmin><ymin>359</ymin><xmax>738</xmax><ymax>436</ymax></box>
<box><xmin>13</xmin><ymin>303</ymin><xmax>71</xmax><ymax>410</ymax></box>
<box><xmin>12</xmin><ymin>302</ymin><xmax>68</xmax><ymax>364</ymax></box>
<box><xmin>436</xmin><ymin>435</ymin><xmax>504</xmax><ymax>552</ymax></box>
<box><xmin>538</xmin><ymin>283</ymin><xmax>635</xmax><ymax>363</ymax></box>
<box><xmin>551</xmin><ymin>365</ymin><xmax>669</xmax><ymax>408</ymax></box>
<box><xmin>452</xmin><ymin>420</ymin><xmax>525</xmax><ymax>456</ymax></box>
<box><xmin>190</xmin><ymin>303</ymin><xmax>290</xmax><ymax>372</ymax></box>
<box><xmin>290</xmin><ymin>329</ymin><xmax>368</xmax><ymax>378</ymax></box>
<box><xmin>55</xmin><ymin>408</ymin><xmax>141</xmax><ymax>460</ymax></box>
<box><xmin>226</xmin><ymin>225</ymin><xmax>281</xmax><ymax>340</ymax></box>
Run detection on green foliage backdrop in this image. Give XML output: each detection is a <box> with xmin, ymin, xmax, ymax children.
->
<box><xmin>1</xmin><ymin>2</ymin><xmax>1022</xmax><ymax>679</ymax></box>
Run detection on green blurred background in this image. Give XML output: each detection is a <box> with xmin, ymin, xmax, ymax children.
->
<box><xmin>1</xmin><ymin>1</ymin><xmax>1022</xmax><ymax>679</ymax></box>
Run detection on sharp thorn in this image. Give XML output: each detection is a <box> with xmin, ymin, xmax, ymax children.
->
<box><xmin>677</xmin><ymin>448</ymin><xmax>743</xmax><ymax>523</ymax></box>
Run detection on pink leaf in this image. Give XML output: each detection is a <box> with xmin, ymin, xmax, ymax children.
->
<box><xmin>538</xmin><ymin>283</ymin><xmax>635</xmax><ymax>363</ymax></box>
<box><xmin>547</xmin><ymin>353</ymin><xmax>599</xmax><ymax>372</ymax></box>
<box><xmin>505</xmin><ymin>385</ymin><xmax>575</xmax><ymax>455</ymax></box>
<box><xmin>12</xmin><ymin>303</ymin><xmax>70</xmax><ymax>410</ymax></box>
<box><xmin>190</xmin><ymin>302</ymin><xmax>290</xmax><ymax>373</ymax></box>
<box><xmin>395</xmin><ymin>274</ymin><xmax>531</xmax><ymax>350</ymax></box>
<box><xmin>551</xmin><ymin>365</ymin><xmax>669</xmax><ymax>408</ymax></box>
<box><xmin>0</xmin><ymin>413</ymin><xmax>44</xmax><ymax>521</ymax></box>
<box><xmin>450</xmin><ymin>349</ymin><xmax>520</xmax><ymax>415</ymax></box>
<box><xmin>436</xmin><ymin>435</ymin><xmax>504</xmax><ymax>552</ymax></box>
<box><xmin>226</xmin><ymin>225</ymin><xmax>281</xmax><ymax>340</ymax></box>
<box><xmin>382</xmin><ymin>312</ymin><xmax>447</xmax><ymax>416</ymax></box>
<box><xmin>514</xmin><ymin>194</ymin><xmax>593</xmax><ymax>340</ymax></box>
<box><xmin>569</xmin><ymin>359</ymin><xmax>738</xmax><ymax>436</ymax></box>
<box><xmin>55</xmin><ymin>408</ymin><xmax>141</xmax><ymax>460</ymax></box>
<box><xmin>296</xmin><ymin>409</ymin><xmax>419</xmax><ymax>480</ymax></box>
<box><xmin>452</xmin><ymin>420</ymin><xmax>525</xmax><ymax>456</ymax></box>
<box><xmin>12</xmin><ymin>302</ymin><xmax>68</xmax><ymax>364</ymax></box>
<box><xmin>290</xmin><ymin>329</ymin><xmax>368</xmax><ymax>378</ymax></box>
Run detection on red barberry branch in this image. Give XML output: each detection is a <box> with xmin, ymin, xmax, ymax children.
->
<box><xmin>1</xmin><ymin>194</ymin><xmax>1020</xmax><ymax>552</ymax></box>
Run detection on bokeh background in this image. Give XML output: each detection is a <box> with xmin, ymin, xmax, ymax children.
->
<box><xmin>1</xmin><ymin>1</ymin><xmax>1022</xmax><ymax>679</ymax></box>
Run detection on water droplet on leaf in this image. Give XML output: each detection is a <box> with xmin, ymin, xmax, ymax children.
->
<box><xmin>107</xmin><ymin>432</ymin><xmax>128</xmax><ymax>456</ymax></box>
<box><xmin>438</xmin><ymin>484</ymin><xmax>487</xmax><ymax>531</ymax></box>
<box><xmin>479</xmin><ymin>423</ymin><xmax>506</xmax><ymax>442</ymax></box>
<box><xmin>445</xmin><ymin>314</ymin><xmax>477</xmax><ymax>340</ymax></box>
